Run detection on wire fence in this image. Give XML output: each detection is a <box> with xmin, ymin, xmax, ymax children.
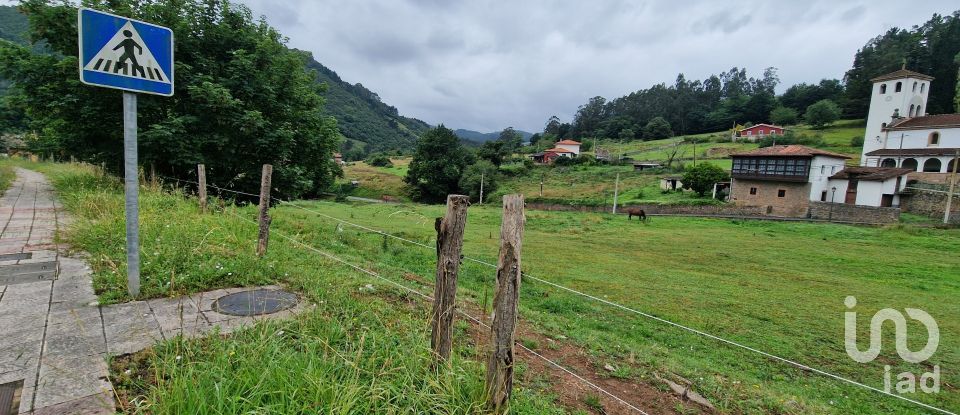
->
<box><xmin>156</xmin><ymin>172</ymin><xmax>955</xmax><ymax>415</ymax></box>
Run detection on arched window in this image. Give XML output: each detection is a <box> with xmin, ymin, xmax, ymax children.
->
<box><xmin>881</xmin><ymin>122</ymin><xmax>887</xmax><ymax>129</ymax></box>
<box><xmin>923</xmin><ymin>158</ymin><xmax>942</xmax><ymax>172</ymax></box>
<box><xmin>881</xmin><ymin>158</ymin><xmax>897</xmax><ymax>167</ymax></box>
<box><xmin>880</xmin><ymin>84</ymin><xmax>887</xmax><ymax>94</ymax></box>
<box><xmin>949</xmin><ymin>159</ymin><xmax>958</xmax><ymax>173</ymax></box>
<box><xmin>916</xmin><ymin>105</ymin><xmax>922</xmax><ymax>116</ymax></box>
<box><xmin>895</xmin><ymin>82</ymin><xmax>902</xmax><ymax>92</ymax></box>
<box><xmin>909</xmin><ymin>104</ymin><xmax>915</xmax><ymax>117</ymax></box>
<box><xmin>929</xmin><ymin>132</ymin><xmax>940</xmax><ymax>146</ymax></box>
<box><xmin>902</xmin><ymin>158</ymin><xmax>919</xmax><ymax>171</ymax></box>
<box><xmin>913</xmin><ymin>81</ymin><xmax>917</xmax><ymax>92</ymax></box>
<box><xmin>921</xmin><ymin>83</ymin><xmax>926</xmax><ymax>93</ymax></box>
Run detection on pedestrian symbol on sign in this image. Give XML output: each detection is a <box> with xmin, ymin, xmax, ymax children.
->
<box><xmin>83</xmin><ymin>21</ymin><xmax>169</xmax><ymax>83</ymax></box>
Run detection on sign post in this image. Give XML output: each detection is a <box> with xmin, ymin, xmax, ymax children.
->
<box><xmin>79</xmin><ymin>8</ymin><xmax>174</xmax><ymax>297</ymax></box>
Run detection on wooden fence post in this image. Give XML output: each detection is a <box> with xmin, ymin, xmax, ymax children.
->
<box><xmin>430</xmin><ymin>194</ymin><xmax>470</xmax><ymax>363</ymax></box>
<box><xmin>485</xmin><ymin>194</ymin><xmax>525</xmax><ymax>413</ymax></box>
<box><xmin>256</xmin><ymin>164</ymin><xmax>272</xmax><ymax>257</ymax></box>
<box><xmin>197</xmin><ymin>164</ymin><xmax>207</xmax><ymax>213</ymax></box>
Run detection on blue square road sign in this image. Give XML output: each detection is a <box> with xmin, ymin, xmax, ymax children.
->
<box><xmin>78</xmin><ymin>8</ymin><xmax>174</xmax><ymax>96</ymax></box>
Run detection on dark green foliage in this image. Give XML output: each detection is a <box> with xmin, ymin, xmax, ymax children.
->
<box><xmin>681</xmin><ymin>163</ymin><xmax>729</xmax><ymax>196</ymax></box>
<box><xmin>476</xmin><ymin>127</ymin><xmax>522</xmax><ymax>166</ymax></box>
<box><xmin>365</xmin><ymin>154</ymin><xmax>393</xmax><ymax>167</ymax></box>
<box><xmin>758</xmin><ymin>130</ymin><xmax>824</xmax><ymax>148</ymax></box>
<box><xmin>404</xmin><ymin>125</ymin><xmax>474</xmax><ymax>203</ymax></box>
<box><xmin>458</xmin><ymin>159</ymin><xmax>497</xmax><ymax>203</ymax></box>
<box><xmin>642</xmin><ymin>117</ymin><xmax>673</xmax><ymax>140</ymax></box>
<box><xmin>769</xmin><ymin>106</ymin><xmax>799</xmax><ymax>126</ymax></box>
<box><xmin>804</xmin><ymin>99</ymin><xmax>841</xmax><ymax>128</ymax></box>
<box><xmin>2</xmin><ymin>0</ymin><xmax>341</xmax><ymax>198</ymax></box>
<box><xmin>850</xmin><ymin>136</ymin><xmax>864</xmax><ymax>147</ymax></box>
<box><xmin>779</xmin><ymin>79</ymin><xmax>845</xmax><ymax>114</ymax></box>
<box><xmin>842</xmin><ymin>11</ymin><xmax>960</xmax><ymax>118</ymax></box>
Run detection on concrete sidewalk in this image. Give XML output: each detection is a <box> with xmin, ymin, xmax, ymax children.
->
<box><xmin>0</xmin><ymin>168</ymin><xmax>304</xmax><ymax>414</ymax></box>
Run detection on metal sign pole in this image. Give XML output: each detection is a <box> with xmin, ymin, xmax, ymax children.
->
<box><xmin>123</xmin><ymin>92</ymin><xmax>140</xmax><ymax>297</ymax></box>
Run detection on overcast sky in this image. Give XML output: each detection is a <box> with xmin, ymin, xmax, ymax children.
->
<box><xmin>241</xmin><ymin>0</ymin><xmax>957</xmax><ymax>133</ymax></box>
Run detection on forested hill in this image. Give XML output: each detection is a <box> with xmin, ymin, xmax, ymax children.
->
<box><xmin>454</xmin><ymin>129</ymin><xmax>533</xmax><ymax>143</ymax></box>
<box><xmin>303</xmin><ymin>56</ymin><xmax>431</xmax><ymax>158</ymax></box>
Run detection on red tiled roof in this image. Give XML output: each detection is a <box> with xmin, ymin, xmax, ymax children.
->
<box><xmin>740</xmin><ymin>123</ymin><xmax>784</xmax><ymax>131</ymax></box>
<box><xmin>830</xmin><ymin>167</ymin><xmax>912</xmax><ymax>181</ymax></box>
<box><xmin>545</xmin><ymin>147</ymin><xmax>575</xmax><ymax>153</ymax></box>
<box><xmin>870</xmin><ymin>69</ymin><xmax>934</xmax><ymax>82</ymax></box>
<box><xmin>555</xmin><ymin>139</ymin><xmax>581</xmax><ymax>145</ymax></box>
<box><xmin>730</xmin><ymin>145</ymin><xmax>851</xmax><ymax>159</ymax></box>
<box><xmin>884</xmin><ymin>114</ymin><xmax>960</xmax><ymax>130</ymax></box>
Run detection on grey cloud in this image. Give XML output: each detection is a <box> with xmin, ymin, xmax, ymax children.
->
<box><xmin>242</xmin><ymin>0</ymin><xmax>957</xmax><ymax>132</ymax></box>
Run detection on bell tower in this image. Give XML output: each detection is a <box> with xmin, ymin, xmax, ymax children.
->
<box><xmin>860</xmin><ymin>68</ymin><xmax>933</xmax><ymax>165</ymax></box>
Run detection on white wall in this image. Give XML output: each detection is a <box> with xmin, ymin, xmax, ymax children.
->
<box><xmin>555</xmin><ymin>143</ymin><xmax>580</xmax><ymax>155</ymax></box>
<box><xmin>826</xmin><ymin>176</ymin><xmax>905</xmax><ymax>207</ymax></box>
<box><xmin>861</xmin><ymin>76</ymin><xmax>931</xmax><ymax>162</ymax></box>
<box><xmin>807</xmin><ymin>155</ymin><xmax>848</xmax><ymax>201</ymax></box>
<box><xmin>881</xmin><ymin>127</ymin><xmax>960</xmax><ymax>150</ymax></box>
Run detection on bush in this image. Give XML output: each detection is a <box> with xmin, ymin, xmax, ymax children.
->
<box><xmin>643</xmin><ymin>117</ymin><xmax>673</xmax><ymax>140</ymax></box>
<box><xmin>850</xmin><ymin>136</ymin><xmax>864</xmax><ymax>147</ymax></box>
<box><xmin>459</xmin><ymin>160</ymin><xmax>499</xmax><ymax>203</ymax></box>
<box><xmin>552</xmin><ymin>156</ymin><xmax>576</xmax><ymax>166</ymax></box>
<box><xmin>365</xmin><ymin>154</ymin><xmax>393</xmax><ymax>167</ymax></box>
<box><xmin>681</xmin><ymin>163</ymin><xmax>729</xmax><ymax>196</ymax></box>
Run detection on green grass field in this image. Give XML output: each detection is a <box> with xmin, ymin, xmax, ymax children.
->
<box><xmin>12</xmin><ymin>159</ymin><xmax>957</xmax><ymax>414</ymax></box>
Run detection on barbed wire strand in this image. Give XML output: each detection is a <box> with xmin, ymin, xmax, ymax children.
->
<box><xmin>165</xmin><ymin>174</ymin><xmax>954</xmax><ymax>415</ymax></box>
<box><xmin>222</xmin><ymin>208</ymin><xmax>650</xmax><ymax>414</ymax></box>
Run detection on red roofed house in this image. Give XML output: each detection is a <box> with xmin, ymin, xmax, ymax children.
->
<box><xmin>529</xmin><ymin>139</ymin><xmax>581</xmax><ymax>163</ymax></box>
<box><xmin>734</xmin><ymin>124</ymin><xmax>785</xmax><ymax>142</ymax></box>
<box><xmin>730</xmin><ymin>145</ymin><xmax>910</xmax><ymax>216</ymax></box>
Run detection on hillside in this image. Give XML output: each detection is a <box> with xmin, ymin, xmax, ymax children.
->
<box><xmin>454</xmin><ymin>128</ymin><xmax>533</xmax><ymax>143</ymax></box>
<box><xmin>303</xmin><ymin>55</ymin><xmax>432</xmax><ymax>157</ymax></box>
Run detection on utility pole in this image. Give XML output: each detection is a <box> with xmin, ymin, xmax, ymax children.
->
<box><xmin>612</xmin><ymin>173</ymin><xmax>620</xmax><ymax>214</ymax></box>
<box><xmin>693</xmin><ymin>139</ymin><xmax>697</xmax><ymax>167</ymax></box>
<box><xmin>479</xmin><ymin>172</ymin><xmax>484</xmax><ymax>205</ymax></box>
<box><xmin>539</xmin><ymin>174</ymin><xmax>544</xmax><ymax>197</ymax></box>
<box><xmin>945</xmin><ymin>149</ymin><xmax>959</xmax><ymax>224</ymax></box>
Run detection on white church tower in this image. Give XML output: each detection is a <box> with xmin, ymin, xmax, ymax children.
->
<box><xmin>860</xmin><ymin>68</ymin><xmax>933</xmax><ymax>164</ymax></box>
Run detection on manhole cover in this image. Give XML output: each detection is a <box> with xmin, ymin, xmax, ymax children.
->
<box><xmin>212</xmin><ymin>289</ymin><xmax>298</xmax><ymax>316</ymax></box>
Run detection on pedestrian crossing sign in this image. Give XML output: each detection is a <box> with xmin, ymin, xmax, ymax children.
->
<box><xmin>78</xmin><ymin>8</ymin><xmax>174</xmax><ymax>96</ymax></box>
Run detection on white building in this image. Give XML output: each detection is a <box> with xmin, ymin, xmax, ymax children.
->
<box><xmin>860</xmin><ymin>68</ymin><xmax>960</xmax><ymax>177</ymax></box>
<box><xmin>554</xmin><ymin>139</ymin><xmax>581</xmax><ymax>155</ymax></box>
<box><xmin>826</xmin><ymin>167</ymin><xmax>912</xmax><ymax>207</ymax></box>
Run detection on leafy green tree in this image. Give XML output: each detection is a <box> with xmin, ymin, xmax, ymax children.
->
<box><xmin>458</xmin><ymin>160</ymin><xmax>497</xmax><ymax>203</ymax></box>
<box><xmin>770</xmin><ymin>106</ymin><xmax>799</xmax><ymax>125</ymax></box>
<box><xmin>404</xmin><ymin>125</ymin><xmax>473</xmax><ymax>203</ymax></box>
<box><xmin>642</xmin><ymin>117</ymin><xmax>673</xmax><ymax>140</ymax></box>
<box><xmin>2</xmin><ymin>0</ymin><xmax>340</xmax><ymax>198</ymax></box>
<box><xmin>681</xmin><ymin>163</ymin><xmax>729</xmax><ymax>196</ymax></box>
<box><xmin>804</xmin><ymin>99</ymin><xmax>841</xmax><ymax>128</ymax></box>
<box><xmin>618</xmin><ymin>128</ymin><xmax>635</xmax><ymax>142</ymax></box>
<box><xmin>365</xmin><ymin>153</ymin><xmax>393</xmax><ymax>167</ymax></box>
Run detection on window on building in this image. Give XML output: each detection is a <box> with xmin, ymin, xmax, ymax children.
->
<box><xmin>821</xmin><ymin>191</ymin><xmax>827</xmax><ymax>201</ymax></box>
<box><xmin>929</xmin><ymin>132</ymin><xmax>940</xmax><ymax>146</ymax></box>
<box><xmin>916</xmin><ymin>105</ymin><xmax>922</xmax><ymax>116</ymax></box>
<box><xmin>949</xmin><ymin>159</ymin><xmax>958</xmax><ymax>173</ymax></box>
<box><xmin>882</xmin><ymin>122</ymin><xmax>887</xmax><ymax>129</ymax></box>
<box><xmin>913</xmin><ymin>81</ymin><xmax>917</xmax><ymax>92</ymax></box>
<box><xmin>750</xmin><ymin>187</ymin><xmax>757</xmax><ymax>195</ymax></box>
<box><xmin>820</xmin><ymin>165</ymin><xmax>825</xmax><ymax>174</ymax></box>
<box><xmin>831</xmin><ymin>166</ymin><xmax>836</xmax><ymax>174</ymax></box>
<box><xmin>747</xmin><ymin>131</ymin><xmax>752</xmax><ymax>136</ymax></box>
<box><xmin>880</xmin><ymin>84</ymin><xmax>887</xmax><ymax>94</ymax></box>
<box><xmin>909</xmin><ymin>104</ymin><xmax>915</xmax><ymax>117</ymax></box>
<box><xmin>923</xmin><ymin>158</ymin><xmax>942</xmax><ymax>172</ymax></box>
<box><xmin>902</xmin><ymin>158</ymin><xmax>919</xmax><ymax>171</ymax></box>
<box><xmin>921</xmin><ymin>83</ymin><xmax>925</xmax><ymax>93</ymax></box>
<box><xmin>895</xmin><ymin>82</ymin><xmax>902</xmax><ymax>92</ymax></box>
<box><xmin>881</xmin><ymin>158</ymin><xmax>897</xmax><ymax>168</ymax></box>
<box><xmin>777</xmin><ymin>189</ymin><xmax>786</xmax><ymax>197</ymax></box>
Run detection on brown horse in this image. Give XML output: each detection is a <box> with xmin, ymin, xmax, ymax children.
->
<box><xmin>626</xmin><ymin>208</ymin><xmax>646</xmax><ymax>221</ymax></box>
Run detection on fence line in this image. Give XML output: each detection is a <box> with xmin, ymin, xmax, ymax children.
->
<box><xmin>163</xmin><ymin>173</ymin><xmax>955</xmax><ymax>415</ymax></box>
<box><xmin>222</xmin><ymin>208</ymin><xmax>649</xmax><ymax>414</ymax></box>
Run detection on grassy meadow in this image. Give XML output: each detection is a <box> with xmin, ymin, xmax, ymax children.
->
<box><xmin>8</xmin><ymin>158</ymin><xmax>956</xmax><ymax>414</ymax></box>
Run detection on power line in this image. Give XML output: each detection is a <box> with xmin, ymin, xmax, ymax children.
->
<box><xmin>222</xmin><ymin>208</ymin><xmax>649</xmax><ymax>414</ymax></box>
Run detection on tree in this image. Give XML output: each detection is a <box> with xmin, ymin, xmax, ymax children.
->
<box><xmin>804</xmin><ymin>99</ymin><xmax>841</xmax><ymax>128</ymax></box>
<box><xmin>477</xmin><ymin>140</ymin><xmax>508</xmax><ymax>166</ymax></box>
<box><xmin>544</xmin><ymin>115</ymin><xmax>561</xmax><ymax>135</ymax></box>
<box><xmin>770</xmin><ymin>106</ymin><xmax>799</xmax><ymax>125</ymax></box>
<box><xmin>681</xmin><ymin>163</ymin><xmax>729</xmax><ymax>196</ymax></box>
<box><xmin>365</xmin><ymin>153</ymin><xmax>393</xmax><ymax>167</ymax></box>
<box><xmin>497</xmin><ymin>127</ymin><xmax>522</xmax><ymax>154</ymax></box>
<box><xmin>643</xmin><ymin>117</ymin><xmax>673</xmax><ymax>140</ymax></box>
<box><xmin>458</xmin><ymin>160</ymin><xmax>498</xmax><ymax>203</ymax></box>
<box><xmin>404</xmin><ymin>125</ymin><xmax>473</xmax><ymax>203</ymax></box>
<box><xmin>2</xmin><ymin>0</ymin><xmax>340</xmax><ymax>198</ymax></box>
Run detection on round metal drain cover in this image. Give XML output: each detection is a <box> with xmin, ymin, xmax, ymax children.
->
<box><xmin>212</xmin><ymin>289</ymin><xmax>298</xmax><ymax>316</ymax></box>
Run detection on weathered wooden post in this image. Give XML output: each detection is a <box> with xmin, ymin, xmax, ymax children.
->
<box><xmin>256</xmin><ymin>164</ymin><xmax>272</xmax><ymax>257</ymax></box>
<box><xmin>430</xmin><ymin>194</ymin><xmax>470</xmax><ymax>363</ymax></box>
<box><xmin>485</xmin><ymin>194</ymin><xmax>525</xmax><ymax>413</ymax></box>
<box><xmin>197</xmin><ymin>164</ymin><xmax>207</xmax><ymax>213</ymax></box>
